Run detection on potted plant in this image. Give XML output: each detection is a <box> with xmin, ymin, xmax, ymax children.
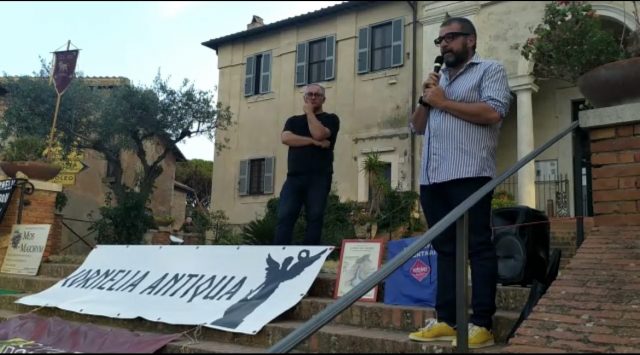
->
<box><xmin>0</xmin><ymin>136</ymin><xmax>62</xmax><ymax>181</ymax></box>
<box><xmin>521</xmin><ymin>1</ymin><xmax>640</xmax><ymax>107</ymax></box>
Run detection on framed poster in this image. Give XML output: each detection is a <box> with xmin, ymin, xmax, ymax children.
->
<box><xmin>334</xmin><ymin>239</ymin><xmax>384</xmax><ymax>302</ymax></box>
<box><xmin>1</xmin><ymin>224</ymin><xmax>51</xmax><ymax>276</ymax></box>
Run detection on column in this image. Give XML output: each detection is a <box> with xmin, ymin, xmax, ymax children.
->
<box><xmin>513</xmin><ymin>84</ymin><xmax>538</xmax><ymax>207</ymax></box>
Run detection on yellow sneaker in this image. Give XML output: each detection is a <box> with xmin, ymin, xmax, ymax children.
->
<box><xmin>451</xmin><ymin>324</ymin><xmax>495</xmax><ymax>349</ymax></box>
<box><xmin>408</xmin><ymin>318</ymin><xmax>456</xmax><ymax>342</ymax></box>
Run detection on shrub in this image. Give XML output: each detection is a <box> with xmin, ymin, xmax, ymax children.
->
<box><xmin>521</xmin><ymin>1</ymin><xmax>626</xmax><ymax>84</ymax></box>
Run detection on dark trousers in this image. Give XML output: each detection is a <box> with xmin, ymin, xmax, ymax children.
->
<box><xmin>273</xmin><ymin>174</ymin><xmax>332</xmax><ymax>245</ymax></box>
<box><xmin>419</xmin><ymin>177</ymin><xmax>497</xmax><ymax>329</ymax></box>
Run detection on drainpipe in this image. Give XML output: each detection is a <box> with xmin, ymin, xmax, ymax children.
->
<box><xmin>407</xmin><ymin>1</ymin><xmax>418</xmax><ymax>192</ymax></box>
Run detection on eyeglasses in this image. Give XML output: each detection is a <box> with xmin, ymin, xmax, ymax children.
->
<box><xmin>304</xmin><ymin>92</ymin><xmax>324</xmax><ymax>98</ymax></box>
<box><xmin>434</xmin><ymin>32</ymin><xmax>470</xmax><ymax>46</ymax></box>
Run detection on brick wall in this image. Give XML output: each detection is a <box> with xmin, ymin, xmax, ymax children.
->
<box><xmin>589</xmin><ymin>124</ymin><xmax>640</xmax><ymax>226</ymax></box>
<box><xmin>549</xmin><ymin>217</ymin><xmax>593</xmax><ymax>268</ymax></box>
<box><xmin>0</xmin><ymin>182</ymin><xmax>62</xmax><ymax>268</ymax></box>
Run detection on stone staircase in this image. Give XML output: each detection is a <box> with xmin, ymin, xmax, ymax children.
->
<box><xmin>0</xmin><ymin>262</ymin><xmax>530</xmax><ymax>353</ymax></box>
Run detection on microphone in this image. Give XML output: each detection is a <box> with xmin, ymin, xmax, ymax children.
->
<box><xmin>434</xmin><ymin>55</ymin><xmax>444</xmax><ymax>74</ymax></box>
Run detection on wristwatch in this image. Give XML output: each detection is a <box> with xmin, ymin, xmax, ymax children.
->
<box><xmin>418</xmin><ymin>96</ymin><xmax>428</xmax><ymax>107</ymax></box>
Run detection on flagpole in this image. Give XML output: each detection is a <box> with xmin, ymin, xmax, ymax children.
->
<box><xmin>47</xmin><ymin>93</ymin><xmax>63</xmax><ymax>160</ymax></box>
<box><xmin>46</xmin><ymin>40</ymin><xmax>78</xmax><ymax>160</ymax></box>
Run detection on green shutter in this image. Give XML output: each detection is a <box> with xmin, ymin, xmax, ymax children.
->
<box><xmin>244</xmin><ymin>56</ymin><xmax>255</xmax><ymax>96</ymax></box>
<box><xmin>325</xmin><ymin>35</ymin><xmax>336</xmax><ymax>81</ymax></box>
<box><xmin>357</xmin><ymin>27</ymin><xmax>370</xmax><ymax>74</ymax></box>
<box><xmin>295</xmin><ymin>42</ymin><xmax>308</xmax><ymax>86</ymax></box>
<box><xmin>260</xmin><ymin>52</ymin><xmax>272</xmax><ymax>93</ymax></box>
<box><xmin>263</xmin><ymin>157</ymin><xmax>275</xmax><ymax>194</ymax></box>
<box><xmin>238</xmin><ymin>160</ymin><xmax>249</xmax><ymax>195</ymax></box>
<box><xmin>391</xmin><ymin>18</ymin><xmax>404</xmax><ymax>67</ymax></box>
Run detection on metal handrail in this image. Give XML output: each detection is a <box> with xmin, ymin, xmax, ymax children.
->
<box><xmin>268</xmin><ymin>120</ymin><xmax>580</xmax><ymax>353</ymax></box>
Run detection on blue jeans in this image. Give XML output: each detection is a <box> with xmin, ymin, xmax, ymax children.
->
<box><xmin>273</xmin><ymin>174</ymin><xmax>332</xmax><ymax>245</ymax></box>
<box><xmin>420</xmin><ymin>177</ymin><xmax>497</xmax><ymax>329</ymax></box>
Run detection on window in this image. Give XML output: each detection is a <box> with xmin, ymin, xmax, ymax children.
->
<box><xmin>368</xmin><ymin>162</ymin><xmax>392</xmax><ymax>201</ymax></box>
<box><xmin>535</xmin><ymin>160</ymin><xmax>558</xmax><ymax>181</ymax></box>
<box><xmin>357</xmin><ymin>17</ymin><xmax>404</xmax><ymax>74</ymax></box>
<box><xmin>295</xmin><ymin>35</ymin><xmax>336</xmax><ymax>86</ymax></box>
<box><xmin>238</xmin><ymin>157</ymin><xmax>275</xmax><ymax>195</ymax></box>
<box><xmin>244</xmin><ymin>51</ymin><xmax>272</xmax><ymax>96</ymax></box>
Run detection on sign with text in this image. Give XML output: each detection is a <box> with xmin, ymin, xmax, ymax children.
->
<box><xmin>49</xmin><ymin>173</ymin><xmax>76</xmax><ymax>186</ymax></box>
<box><xmin>1</xmin><ymin>224</ymin><xmax>51</xmax><ymax>276</ymax></box>
<box><xmin>16</xmin><ymin>245</ymin><xmax>333</xmax><ymax>335</ymax></box>
<box><xmin>48</xmin><ymin>152</ymin><xmax>86</xmax><ymax>186</ymax></box>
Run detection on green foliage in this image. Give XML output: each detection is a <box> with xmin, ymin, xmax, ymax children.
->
<box><xmin>1</xmin><ymin>66</ymin><xmax>234</xmax><ymax>245</ymax></box>
<box><xmin>55</xmin><ymin>191</ymin><xmax>68</xmax><ymax>213</ymax></box>
<box><xmin>0</xmin><ymin>136</ymin><xmax>48</xmax><ymax>162</ymax></box>
<box><xmin>361</xmin><ymin>153</ymin><xmax>390</xmax><ymax>217</ymax></box>
<box><xmin>90</xmin><ymin>191</ymin><xmax>155</xmax><ymax>245</ymax></box>
<box><xmin>176</xmin><ymin>159</ymin><xmax>213</xmax><ymax>209</ymax></box>
<box><xmin>240</xmin><ymin>193</ymin><xmax>355</xmax><ymax>255</ymax></box>
<box><xmin>377</xmin><ymin>190</ymin><xmax>419</xmax><ymax>231</ymax></box>
<box><xmin>492</xmin><ymin>190</ymin><xmax>517</xmax><ymax>209</ymax></box>
<box><xmin>521</xmin><ymin>1</ymin><xmax>626</xmax><ymax>84</ymax></box>
<box><xmin>190</xmin><ymin>208</ymin><xmax>212</xmax><ymax>234</ymax></box>
<box><xmin>241</xmin><ymin>217</ymin><xmax>278</xmax><ymax>245</ymax></box>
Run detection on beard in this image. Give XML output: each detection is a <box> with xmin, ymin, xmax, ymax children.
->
<box><xmin>442</xmin><ymin>44</ymin><xmax>470</xmax><ymax>68</ymax></box>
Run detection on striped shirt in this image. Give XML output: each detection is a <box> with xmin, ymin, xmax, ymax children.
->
<box><xmin>418</xmin><ymin>53</ymin><xmax>512</xmax><ymax>186</ymax></box>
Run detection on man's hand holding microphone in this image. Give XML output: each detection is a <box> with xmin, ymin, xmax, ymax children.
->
<box><xmin>420</xmin><ymin>55</ymin><xmax>444</xmax><ymax>109</ymax></box>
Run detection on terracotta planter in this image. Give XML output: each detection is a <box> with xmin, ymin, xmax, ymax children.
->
<box><xmin>577</xmin><ymin>57</ymin><xmax>640</xmax><ymax>108</ymax></box>
<box><xmin>0</xmin><ymin>161</ymin><xmax>61</xmax><ymax>181</ymax></box>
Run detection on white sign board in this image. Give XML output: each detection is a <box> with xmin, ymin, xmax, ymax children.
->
<box><xmin>1</xmin><ymin>224</ymin><xmax>51</xmax><ymax>276</ymax></box>
<box><xmin>17</xmin><ymin>245</ymin><xmax>332</xmax><ymax>335</ymax></box>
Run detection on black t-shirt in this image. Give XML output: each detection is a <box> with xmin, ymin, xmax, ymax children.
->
<box><xmin>282</xmin><ymin>112</ymin><xmax>340</xmax><ymax>175</ymax></box>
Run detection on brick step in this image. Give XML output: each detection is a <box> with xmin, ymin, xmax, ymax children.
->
<box><xmin>281</xmin><ymin>296</ymin><xmax>520</xmax><ymax>343</ymax></box>
<box><xmin>0</xmin><ymin>306</ymin><xmax>505</xmax><ymax>353</ymax></box>
<box><xmin>0</xmin><ymin>293</ymin><xmax>519</xmax><ymax>343</ymax></box>
<box><xmin>309</xmin><ymin>273</ymin><xmax>530</xmax><ymax>312</ymax></box>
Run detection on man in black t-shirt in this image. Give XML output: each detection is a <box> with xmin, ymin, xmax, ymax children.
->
<box><xmin>273</xmin><ymin>84</ymin><xmax>340</xmax><ymax>245</ymax></box>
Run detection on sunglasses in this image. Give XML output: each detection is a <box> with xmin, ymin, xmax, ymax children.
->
<box><xmin>434</xmin><ymin>32</ymin><xmax>470</xmax><ymax>46</ymax></box>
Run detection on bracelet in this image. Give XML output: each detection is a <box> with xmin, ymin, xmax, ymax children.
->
<box><xmin>418</xmin><ymin>96</ymin><xmax>428</xmax><ymax>107</ymax></box>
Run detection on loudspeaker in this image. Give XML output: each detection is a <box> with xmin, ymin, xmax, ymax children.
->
<box><xmin>492</xmin><ymin>206</ymin><xmax>550</xmax><ymax>286</ymax></box>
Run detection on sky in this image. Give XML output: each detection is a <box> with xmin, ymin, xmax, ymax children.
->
<box><xmin>1</xmin><ymin>1</ymin><xmax>343</xmax><ymax>161</ymax></box>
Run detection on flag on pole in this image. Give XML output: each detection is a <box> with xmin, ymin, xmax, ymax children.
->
<box><xmin>52</xmin><ymin>50</ymin><xmax>79</xmax><ymax>94</ymax></box>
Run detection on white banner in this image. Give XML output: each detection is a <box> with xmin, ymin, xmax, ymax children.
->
<box><xmin>17</xmin><ymin>245</ymin><xmax>333</xmax><ymax>334</ymax></box>
<box><xmin>1</xmin><ymin>224</ymin><xmax>51</xmax><ymax>276</ymax></box>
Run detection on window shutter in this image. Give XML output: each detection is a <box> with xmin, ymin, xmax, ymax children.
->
<box><xmin>357</xmin><ymin>27</ymin><xmax>370</xmax><ymax>74</ymax></box>
<box><xmin>391</xmin><ymin>18</ymin><xmax>404</xmax><ymax>67</ymax></box>
<box><xmin>325</xmin><ymin>35</ymin><xmax>336</xmax><ymax>81</ymax></box>
<box><xmin>238</xmin><ymin>160</ymin><xmax>249</xmax><ymax>195</ymax></box>
<box><xmin>263</xmin><ymin>157</ymin><xmax>275</xmax><ymax>194</ymax></box>
<box><xmin>244</xmin><ymin>56</ymin><xmax>255</xmax><ymax>96</ymax></box>
<box><xmin>260</xmin><ymin>52</ymin><xmax>272</xmax><ymax>93</ymax></box>
<box><xmin>295</xmin><ymin>42</ymin><xmax>308</xmax><ymax>86</ymax></box>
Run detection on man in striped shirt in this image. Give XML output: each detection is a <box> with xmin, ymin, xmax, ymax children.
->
<box><xmin>408</xmin><ymin>17</ymin><xmax>512</xmax><ymax>349</ymax></box>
